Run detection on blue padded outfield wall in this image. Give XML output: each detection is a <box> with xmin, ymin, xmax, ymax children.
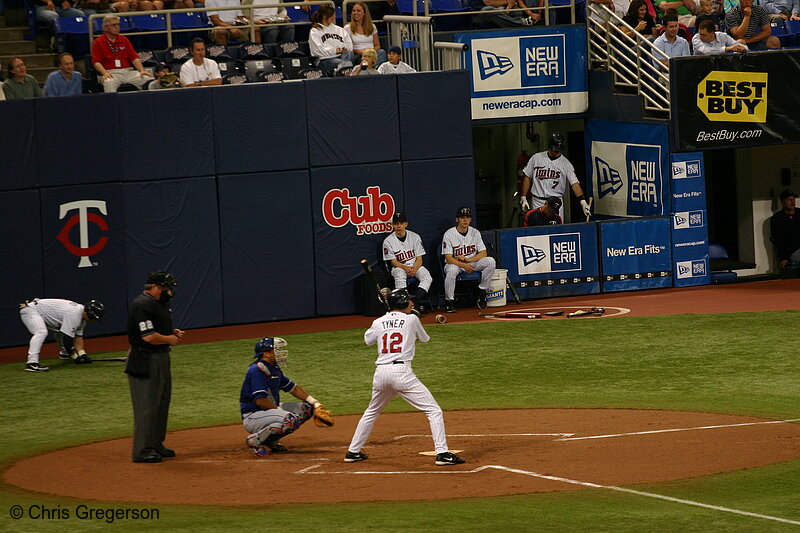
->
<box><xmin>670</xmin><ymin>152</ymin><xmax>710</xmax><ymax>287</ymax></box>
<box><xmin>0</xmin><ymin>71</ymin><xmax>475</xmax><ymax>347</ymax></box>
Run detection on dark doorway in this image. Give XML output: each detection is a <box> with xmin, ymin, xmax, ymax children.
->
<box><xmin>703</xmin><ymin>148</ymin><xmax>740</xmax><ymax>259</ymax></box>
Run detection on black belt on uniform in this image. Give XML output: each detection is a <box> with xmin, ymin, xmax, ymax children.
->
<box><xmin>19</xmin><ymin>299</ymin><xmax>37</xmax><ymax>309</ymax></box>
<box><xmin>377</xmin><ymin>360</ymin><xmax>406</xmax><ymax>365</ymax></box>
<box><xmin>534</xmin><ymin>195</ymin><xmax>558</xmax><ymax>201</ymax></box>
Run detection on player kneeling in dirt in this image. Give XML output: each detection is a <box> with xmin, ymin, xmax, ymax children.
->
<box><xmin>240</xmin><ymin>337</ymin><xmax>333</xmax><ymax>456</ymax></box>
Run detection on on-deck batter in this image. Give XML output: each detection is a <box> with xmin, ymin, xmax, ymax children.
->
<box><xmin>519</xmin><ymin>132</ymin><xmax>592</xmax><ymax>221</ymax></box>
<box><xmin>344</xmin><ymin>288</ymin><xmax>465</xmax><ymax>466</ymax></box>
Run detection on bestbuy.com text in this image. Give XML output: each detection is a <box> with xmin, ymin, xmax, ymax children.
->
<box><xmin>696</xmin><ymin>129</ymin><xmax>762</xmax><ymax>142</ymax></box>
<box><xmin>483</xmin><ymin>97</ymin><xmax>562</xmax><ymax>111</ymax></box>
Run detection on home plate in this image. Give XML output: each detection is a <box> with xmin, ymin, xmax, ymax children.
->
<box><xmin>419</xmin><ymin>450</ymin><xmax>464</xmax><ymax>456</ymax></box>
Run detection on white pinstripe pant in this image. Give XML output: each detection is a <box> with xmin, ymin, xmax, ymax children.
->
<box><xmin>443</xmin><ymin>256</ymin><xmax>496</xmax><ymax>300</ymax></box>
<box><xmin>347</xmin><ymin>363</ymin><xmax>448</xmax><ymax>454</ymax></box>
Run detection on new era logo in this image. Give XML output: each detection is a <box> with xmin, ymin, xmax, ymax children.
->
<box><xmin>521</xmin><ymin>245</ymin><xmax>546</xmax><ymax>266</ymax></box>
<box><xmin>676</xmin><ymin>259</ymin><xmax>707</xmax><ymax>279</ymax></box>
<box><xmin>673</xmin><ymin>210</ymin><xmax>704</xmax><ymax>229</ymax></box>
<box><xmin>672</xmin><ymin>160</ymin><xmax>702</xmax><ymax>180</ymax></box>
<box><xmin>477</xmin><ymin>50</ymin><xmax>514</xmax><ymax>80</ymax></box>
<box><xmin>595</xmin><ymin>157</ymin><xmax>623</xmax><ymax>198</ymax></box>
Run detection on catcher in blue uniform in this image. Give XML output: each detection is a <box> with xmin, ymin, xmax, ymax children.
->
<box><xmin>240</xmin><ymin>337</ymin><xmax>334</xmax><ymax>456</ymax></box>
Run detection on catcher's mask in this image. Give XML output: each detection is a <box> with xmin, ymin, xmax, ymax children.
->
<box><xmin>254</xmin><ymin>337</ymin><xmax>288</xmax><ymax>364</ymax></box>
<box><xmin>83</xmin><ymin>299</ymin><xmax>105</xmax><ymax>321</ymax></box>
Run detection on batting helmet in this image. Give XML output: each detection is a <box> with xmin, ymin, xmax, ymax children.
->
<box><xmin>387</xmin><ymin>288</ymin><xmax>411</xmax><ymax>310</ymax></box>
<box><xmin>254</xmin><ymin>337</ymin><xmax>289</xmax><ymax>363</ymax></box>
<box><xmin>83</xmin><ymin>300</ymin><xmax>105</xmax><ymax>321</ymax></box>
<box><xmin>146</xmin><ymin>270</ymin><xmax>178</xmax><ymax>290</ymax></box>
<box><xmin>549</xmin><ymin>133</ymin><xmax>565</xmax><ymax>152</ymax></box>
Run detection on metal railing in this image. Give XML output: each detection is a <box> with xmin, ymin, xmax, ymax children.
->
<box><xmin>396</xmin><ymin>0</ymin><xmax>578</xmax><ymax>25</ymax></box>
<box><xmin>86</xmin><ymin>1</ymin><xmax>333</xmax><ymax>49</ymax></box>
<box><xmin>586</xmin><ymin>3</ymin><xmax>671</xmax><ymax>115</ymax></box>
<box><xmin>384</xmin><ymin>14</ymin><xmax>434</xmax><ymax>71</ymax></box>
<box><xmin>433</xmin><ymin>40</ymin><xmax>467</xmax><ymax>70</ymax></box>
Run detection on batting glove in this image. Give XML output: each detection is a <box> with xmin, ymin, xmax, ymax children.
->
<box><xmin>519</xmin><ymin>196</ymin><xmax>530</xmax><ymax>211</ymax></box>
<box><xmin>580</xmin><ymin>199</ymin><xmax>591</xmax><ymax>217</ymax></box>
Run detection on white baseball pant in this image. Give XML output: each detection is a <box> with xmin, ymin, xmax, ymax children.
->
<box><xmin>390</xmin><ymin>265</ymin><xmax>433</xmax><ymax>292</ymax></box>
<box><xmin>20</xmin><ymin>306</ymin><xmax>48</xmax><ymax>365</ymax></box>
<box><xmin>99</xmin><ymin>68</ymin><xmax>148</xmax><ymax>92</ymax></box>
<box><xmin>243</xmin><ymin>401</ymin><xmax>311</xmax><ymax>445</ymax></box>
<box><xmin>348</xmin><ymin>363</ymin><xmax>448</xmax><ymax>454</ymax></box>
<box><xmin>443</xmin><ymin>256</ymin><xmax>496</xmax><ymax>300</ymax></box>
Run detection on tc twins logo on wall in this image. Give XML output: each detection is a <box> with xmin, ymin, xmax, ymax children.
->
<box><xmin>322</xmin><ymin>186</ymin><xmax>395</xmax><ymax>235</ymax></box>
<box><xmin>56</xmin><ymin>200</ymin><xmax>109</xmax><ymax>268</ymax></box>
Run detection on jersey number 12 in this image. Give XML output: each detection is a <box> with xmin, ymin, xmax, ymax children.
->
<box><xmin>381</xmin><ymin>332</ymin><xmax>403</xmax><ymax>354</ymax></box>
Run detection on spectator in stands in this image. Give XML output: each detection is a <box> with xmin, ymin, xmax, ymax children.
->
<box><xmin>523</xmin><ymin>197</ymin><xmax>563</xmax><ymax>226</ymax></box>
<box><xmin>253</xmin><ymin>0</ymin><xmax>294</xmax><ymax>43</ymax></box>
<box><xmin>309</xmin><ymin>5</ymin><xmax>354</xmax><ymax>76</ymax></box>
<box><xmin>653</xmin><ymin>13</ymin><xmax>691</xmax><ymax>68</ymax></box>
<box><xmin>44</xmin><ymin>52</ymin><xmax>82</xmax><ymax>96</ymax></box>
<box><xmin>148</xmin><ymin>63</ymin><xmax>183</xmax><ymax>89</ymax></box>
<box><xmin>378</xmin><ymin>45</ymin><xmax>416</xmax><ymax>73</ymax></box>
<box><xmin>111</xmin><ymin>0</ymin><xmax>164</xmax><ymax>12</ymax></box>
<box><xmin>656</xmin><ymin>0</ymin><xmax>697</xmax><ymax>27</ymax></box>
<box><xmin>180</xmin><ymin>38</ymin><xmax>223</xmax><ymax>87</ymax></box>
<box><xmin>725</xmin><ymin>0</ymin><xmax>781</xmax><ymax>48</ymax></box>
<box><xmin>208</xmin><ymin>0</ymin><xmax>256</xmax><ymax>44</ymax></box>
<box><xmin>3</xmin><ymin>58</ymin><xmax>42</xmax><ymax>100</ymax></box>
<box><xmin>35</xmin><ymin>0</ymin><xmax>86</xmax><ymax>40</ymax></box>
<box><xmin>770</xmin><ymin>190</ymin><xmax>800</xmax><ymax>270</ymax></box>
<box><xmin>621</xmin><ymin>0</ymin><xmax>659</xmax><ymax>37</ymax></box>
<box><xmin>345</xmin><ymin>3</ymin><xmax>386</xmax><ymax>65</ymax></box>
<box><xmin>351</xmin><ymin>48</ymin><xmax>380</xmax><ymax>75</ymax></box>
<box><xmin>80</xmin><ymin>0</ymin><xmax>118</xmax><ymax>16</ymax></box>
<box><xmin>474</xmin><ymin>0</ymin><xmax>539</xmax><ymax>27</ymax></box>
<box><xmin>761</xmin><ymin>0</ymin><xmax>799</xmax><ymax>21</ymax></box>
<box><xmin>692</xmin><ymin>18</ymin><xmax>748</xmax><ymax>52</ymax></box>
<box><xmin>694</xmin><ymin>0</ymin><xmax>722</xmax><ymax>28</ymax></box>
<box><xmin>91</xmin><ymin>15</ymin><xmax>153</xmax><ymax>92</ymax></box>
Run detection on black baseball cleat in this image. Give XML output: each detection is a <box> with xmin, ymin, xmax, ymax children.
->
<box><xmin>445</xmin><ymin>300</ymin><xmax>457</xmax><ymax>313</ymax></box>
<box><xmin>435</xmin><ymin>452</ymin><xmax>466</xmax><ymax>466</ymax></box>
<box><xmin>58</xmin><ymin>352</ymin><xmax>72</xmax><ymax>360</ymax></box>
<box><xmin>74</xmin><ymin>354</ymin><xmax>92</xmax><ymax>364</ymax></box>
<box><xmin>266</xmin><ymin>441</ymin><xmax>288</xmax><ymax>453</ymax></box>
<box><xmin>24</xmin><ymin>363</ymin><xmax>49</xmax><ymax>373</ymax></box>
<box><xmin>344</xmin><ymin>451</ymin><xmax>368</xmax><ymax>463</ymax></box>
<box><xmin>476</xmin><ymin>290</ymin><xmax>488</xmax><ymax>309</ymax></box>
<box><xmin>155</xmin><ymin>446</ymin><xmax>176</xmax><ymax>458</ymax></box>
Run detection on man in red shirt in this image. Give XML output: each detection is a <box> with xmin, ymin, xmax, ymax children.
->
<box><xmin>91</xmin><ymin>14</ymin><xmax>153</xmax><ymax>92</ymax></box>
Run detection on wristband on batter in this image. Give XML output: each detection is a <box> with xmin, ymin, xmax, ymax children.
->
<box><xmin>305</xmin><ymin>395</ymin><xmax>321</xmax><ymax>408</ymax></box>
<box><xmin>576</xmin><ymin>195</ymin><xmax>585</xmax><ymax>202</ymax></box>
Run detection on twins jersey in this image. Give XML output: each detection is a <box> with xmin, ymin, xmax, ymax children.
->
<box><xmin>28</xmin><ymin>299</ymin><xmax>86</xmax><ymax>337</ymax></box>
<box><xmin>383</xmin><ymin>230</ymin><xmax>426</xmax><ymax>266</ymax></box>
<box><xmin>523</xmin><ymin>151</ymin><xmax>578</xmax><ymax>200</ymax></box>
<box><xmin>365</xmin><ymin>311</ymin><xmax>429</xmax><ymax>365</ymax></box>
<box><xmin>441</xmin><ymin>226</ymin><xmax>486</xmax><ymax>259</ymax></box>
<box><xmin>239</xmin><ymin>360</ymin><xmax>296</xmax><ymax>415</ymax></box>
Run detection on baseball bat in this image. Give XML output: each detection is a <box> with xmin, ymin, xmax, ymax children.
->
<box><xmin>91</xmin><ymin>356</ymin><xmax>128</xmax><ymax>362</ymax></box>
<box><xmin>360</xmin><ymin>259</ymin><xmax>391</xmax><ymax>312</ymax></box>
<box><xmin>479</xmin><ymin>311</ymin><xmax>541</xmax><ymax>319</ymax></box>
<box><xmin>485</xmin><ymin>242</ymin><xmax>521</xmax><ymax>305</ymax></box>
<box><xmin>585</xmin><ymin>197</ymin><xmax>593</xmax><ymax>223</ymax></box>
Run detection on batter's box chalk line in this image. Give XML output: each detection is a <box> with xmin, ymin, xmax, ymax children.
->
<box><xmin>295</xmin><ymin>464</ymin><xmax>800</xmax><ymax>526</ymax></box>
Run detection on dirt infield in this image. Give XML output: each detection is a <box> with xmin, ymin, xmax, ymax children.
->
<box><xmin>6</xmin><ymin>409</ymin><xmax>800</xmax><ymax>505</ymax></box>
<box><xmin>3</xmin><ymin>279</ymin><xmax>800</xmax><ymax>506</ymax></box>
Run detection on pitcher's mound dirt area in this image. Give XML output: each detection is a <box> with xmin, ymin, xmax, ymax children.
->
<box><xmin>6</xmin><ymin>409</ymin><xmax>800</xmax><ymax>505</ymax></box>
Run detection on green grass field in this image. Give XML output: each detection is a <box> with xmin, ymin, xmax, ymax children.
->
<box><xmin>1</xmin><ymin>310</ymin><xmax>799</xmax><ymax>532</ymax></box>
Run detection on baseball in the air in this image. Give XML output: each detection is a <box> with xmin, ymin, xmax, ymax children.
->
<box><xmin>435</xmin><ymin>314</ymin><xmax>447</xmax><ymax>324</ymax></box>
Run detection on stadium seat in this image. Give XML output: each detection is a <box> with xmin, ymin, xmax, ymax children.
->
<box><xmin>275</xmin><ymin>40</ymin><xmax>310</xmax><ymax>57</ymax></box>
<box><xmin>206</xmin><ymin>43</ymin><xmax>235</xmax><ymax>61</ymax></box>
<box><xmin>296</xmin><ymin>67</ymin><xmax>324</xmax><ymax>79</ymax></box>
<box><xmin>396</xmin><ymin>0</ymin><xmax>425</xmax><ymax>13</ymax></box>
<box><xmin>129</xmin><ymin>14</ymin><xmax>168</xmax><ymax>50</ymax></box>
<box><xmin>92</xmin><ymin>16</ymin><xmax>135</xmax><ymax>35</ymax></box>
<box><xmin>258</xmin><ymin>70</ymin><xmax>286</xmax><ymax>82</ymax></box>
<box><xmin>281</xmin><ymin>56</ymin><xmax>315</xmax><ymax>79</ymax></box>
<box><xmin>237</xmin><ymin>42</ymin><xmax>271</xmax><ymax>59</ymax></box>
<box><xmin>55</xmin><ymin>16</ymin><xmax>91</xmax><ymax>58</ymax></box>
<box><xmin>222</xmin><ymin>72</ymin><xmax>247</xmax><ymax>84</ymax></box>
<box><xmin>169</xmin><ymin>12</ymin><xmax>210</xmax><ymax>45</ymax></box>
<box><xmin>243</xmin><ymin>58</ymin><xmax>280</xmax><ymax>82</ymax></box>
<box><xmin>214</xmin><ymin>59</ymin><xmax>242</xmax><ymax>76</ymax></box>
<box><xmin>708</xmin><ymin>243</ymin><xmax>737</xmax><ymax>284</ymax></box>
<box><xmin>770</xmin><ymin>21</ymin><xmax>795</xmax><ymax>47</ymax></box>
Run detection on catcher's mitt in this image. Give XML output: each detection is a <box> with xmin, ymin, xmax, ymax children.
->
<box><xmin>313</xmin><ymin>405</ymin><xmax>334</xmax><ymax>427</ymax></box>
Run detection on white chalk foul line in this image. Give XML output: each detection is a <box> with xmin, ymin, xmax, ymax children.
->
<box><xmin>557</xmin><ymin>418</ymin><xmax>800</xmax><ymax>441</ymax></box>
<box><xmin>296</xmin><ymin>464</ymin><xmax>800</xmax><ymax>526</ymax></box>
<box><xmin>394</xmin><ymin>433</ymin><xmax>574</xmax><ymax>441</ymax></box>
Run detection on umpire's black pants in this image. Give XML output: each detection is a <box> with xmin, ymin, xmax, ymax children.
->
<box><xmin>128</xmin><ymin>351</ymin><xmax>172</xmax><ymax>461</ymax></box>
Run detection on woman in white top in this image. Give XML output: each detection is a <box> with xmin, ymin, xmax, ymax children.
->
<box><xmin>344</xmin><ymin>2</ymin><xmax>387</xmax><ymax>65</ymax></box>
<box><xmin>309</xmin><ymin>4</ymin><xmax>355</xmax><ymax>76</ymax></box>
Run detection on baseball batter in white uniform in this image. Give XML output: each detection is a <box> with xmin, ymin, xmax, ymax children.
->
<box><xmin>18</xmin><ymin>298</ymin><xmax>105</xmax><ymax>372</ymax></box>
<box><xmin>382</xmin><ymin>212</ymin><xmax>432</xmax><ymax>312</ymax></box>
<box><xmin>520</xmin><ymin>132</ymin><xmax>592</xmax><ymax>221</ymax></box>
<box><xmin>441</xmin><ymin>206</ymin><xmax>496</xmax><ymax>313</ymax></box>
<box><xmin>344</xmin><ymin>288</ymin><xmax>465</xmax><ymax>466</ymax></box>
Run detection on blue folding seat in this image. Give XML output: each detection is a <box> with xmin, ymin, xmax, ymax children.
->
<box><xmin>55</xmin><ymin>16</ymin><xmax>91</xmax><ymax>58</ymax></box>
<box><xmin>129</xmin><ymin>14</ymin><xmax>168</xmax><ymax>50</ymax></box>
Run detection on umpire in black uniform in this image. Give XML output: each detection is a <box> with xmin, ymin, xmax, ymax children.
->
<box><xmin>125</xmin><ymin>270</ymin><xmax>185</xmax><ymax>463</ymax></box>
